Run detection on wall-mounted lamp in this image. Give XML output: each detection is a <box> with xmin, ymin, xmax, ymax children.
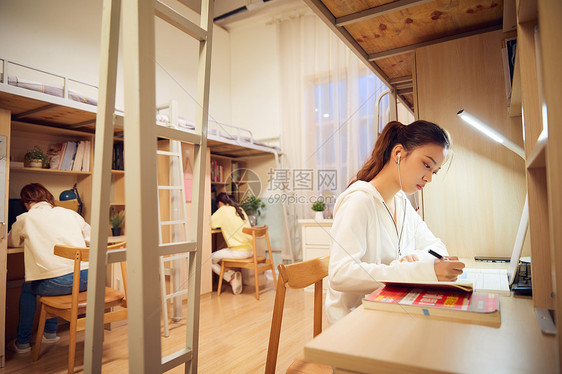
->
<box><xmin>457</xmin><ymin>109</ymin><xmax>525</xmax><ymax>159</ymax></box>
<box><xmin>457</xmin><ymin>109</ymin><xmax>527</xmax><ymax>282</ymax></box>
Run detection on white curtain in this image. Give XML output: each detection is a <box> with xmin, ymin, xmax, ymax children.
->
<box><xmin>276</xmin><ymin>13</ymin><xmax>389</xmax><ymax>260</ymax></box>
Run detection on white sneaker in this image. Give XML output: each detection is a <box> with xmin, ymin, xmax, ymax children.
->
<box><xmin>230</xmin><ymin>272</ymin><xmax>243</xmax><ymax>295</ymax></box>
<box><xmin>12</xmin><ymin>339</ymin><xmax>31</xmax><ymax>353</ymax></box>
<box><xmin>42</xmin><ymin>334</ymin><xmax>60</xmax><ymax>344</ymax></box>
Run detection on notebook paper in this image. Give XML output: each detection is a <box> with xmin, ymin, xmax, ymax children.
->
<box><xmin>458</xmin><ymin>268</ymin><xmax>510</xmax><ymax>295</ymax></box>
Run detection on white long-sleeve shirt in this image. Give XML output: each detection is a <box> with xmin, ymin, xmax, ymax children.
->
<box><xmin>325</xmin><ymin>181</ymin><xmax>448</xmax><ymax>323</ymax></box>
<box><xmin>8</xmin><ymin>201</ymin><xmax>91</xmax><ymax>281</ymax></box>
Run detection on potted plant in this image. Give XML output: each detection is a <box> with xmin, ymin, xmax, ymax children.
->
<box><xmin>24</xmin><ymin>145</ymin><xmax>48</xmax><ymax>168</ymax></box>
<box><xmin>110</xmin><ymin>211</ymin><xmax>125</xmax><ymax>236</ymax></box>
<box><xmin>240</xmin><ymin>195</ymin><xmax>265</xmax><ymax>226</ymax></box>
<box><xmin>312</xmin><ymin>199</ymin><xmax>326</xmax><ymax>220</ymax></box>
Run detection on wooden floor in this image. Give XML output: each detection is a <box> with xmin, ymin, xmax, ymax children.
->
<box><xmin>1</xmin><ymin>281</ymin><xmax>324</xmax><ymax>373</ymax></box>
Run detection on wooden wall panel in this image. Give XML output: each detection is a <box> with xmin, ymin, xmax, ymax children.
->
<box><xmin>415</xmin><ymin>29</ymin><xmax>528</xmax><ymax>258</ymax></box>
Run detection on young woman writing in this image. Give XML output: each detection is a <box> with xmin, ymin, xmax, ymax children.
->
<box><xmin>8</xmin><ymin>183</ymin><xmax>91</xmax><ymax>352</ymax></box>
<box><xmin>326</xmin><ymin>120</ymin><xmax>465</xmax><ymax>323</ymax></box>
<box><xmin>210</xmin><ymin>192</ymin><xmax>253</xmax><ymax>295</ymax></box>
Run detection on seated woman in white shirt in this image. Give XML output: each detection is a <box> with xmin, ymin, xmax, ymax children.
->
<box><xmin>8</xmin><ymin>183</ymin><xmax>91</xmax><ymax>353</ymax></box>
<box><xmin>211</xmin><ymin>192</ymin><xmax>253</xmax><ymax>295</ymax></box>
<box><xmin>326</xmin><ymin>120</ymin><xmax>465</xmax><ymax>324</ymax></box>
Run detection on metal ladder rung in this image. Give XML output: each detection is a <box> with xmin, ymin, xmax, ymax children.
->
<box><xmin>159</xmin><ymin>241</ymin><xmax>197</xmax><ymax>256</ymax></box>
<box><xmin>161</xmin><ymin>253</ymin><xmax>190</xmax><ymax>263</ymax></box>
<box><xmin>160</xmin><ymin>220</ymin><xmax>186</xmax><ymax>225</ymax></box>
<box><xmin>165</xmin><ymin>289</ymin><xmax>187</xmax><ymax>300</ymax></box>
<box><xmin>157</xmin><ymin>150</ymin><xmax>182</xmax><ymax>157</ymax></box>
<box><xmin>161</xmin><ymin>348</ymin><xmax>193</xmax><ymax>373</ymax></box>
<box><xmin>154</xmin><ymin>1</ymin><xmax>207</xmax><ymax>41</ymax></box>
<box><xmin>156</xmin><ymin>124</ymin><xmax>202</xmax><ymax>145</ymax></box>
<box><xmin>158</xmin><ymin>185</ymin><xmax>183</xmax><ymax>190</ymax></box>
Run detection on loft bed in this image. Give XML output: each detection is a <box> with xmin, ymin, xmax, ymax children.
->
<box><xmin>0</xmin><ymin>57</ymin><xmax>280</xmax><ymax>158</ymax></box>
<box><xmin>302</xmin><ymin>0</ymin><xmax>506</xmax><ymax>112</ymax></box>
<box><xmin>155</xmin><ymin>105</ymin><xmax>280</xmax><ymax>157</ymax></box>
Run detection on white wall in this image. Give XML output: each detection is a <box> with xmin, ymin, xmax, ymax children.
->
<box><xmin>0</xmin><ymin>0</ymin><xmax>232</xmax><ymax>123</ymax></box>
<box><xmin>229</xmin><ymin>19</ymin><xmax>281</xmax><ymax>141</ymax></box>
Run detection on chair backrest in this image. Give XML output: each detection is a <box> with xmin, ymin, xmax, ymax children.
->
<box><xmin>53</xmin><ymin>241</ymin><xmax>128</xmax><ymax>301</ymax></box>
<box><xmin>242</xmin><ymin>225</ymin><xmax>274</xmax><ymax>263</ymax></box>
<box><xmin>265</xmin><ymin>255</ymin><xmax>330</xmax><ymax>374</ymax></box>
<box><xmin>242</xmin><ymin>225</ymin><xmax>268</xmax><ymax>237</ymax></box>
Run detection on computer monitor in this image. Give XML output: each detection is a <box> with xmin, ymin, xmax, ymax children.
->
<box><xmin>8</xmin><ymin>198</ymin><xmax>27</xmax><ymax>232</ymax></box>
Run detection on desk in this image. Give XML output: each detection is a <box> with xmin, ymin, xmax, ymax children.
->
<box><xmin>304</xmin><ymin>260</ymin><xmax>557</xmax><ymax>373</ymax></box>
<box><xmin>211</xmin><ymin>228</ymin><xmax>226</xmax><ymax>290</ymax></box>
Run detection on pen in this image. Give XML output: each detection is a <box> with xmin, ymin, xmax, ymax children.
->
<box><xmin>428</xmin><ymin>249</ymin><xmax>448</xmax><ymax>260</ymax></box>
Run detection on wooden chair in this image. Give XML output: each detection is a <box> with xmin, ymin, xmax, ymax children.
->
<box><xmin>32</xmin><ymin>241</ymin><xmax>128</xmax><ymax>373</ymax></box>
<box><xmin>265</xmin><ymin>255</ymin><xmax>333</xmax><ymax>374</ymax></box>
<box><xmin>217</xmin><ymin>225</ymin><xmax>277</xmax><ymax>300</ymax></box>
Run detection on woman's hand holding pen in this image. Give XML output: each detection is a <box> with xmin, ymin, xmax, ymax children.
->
<box><xmin>434</xmin><ymin>256</ymin><xmax>465</xmax><ymax>281</ymax></box>
<box><xmin>428</xmin><ymin>249</ymin><xmax>465</xmax><ymax>281</ymax></box>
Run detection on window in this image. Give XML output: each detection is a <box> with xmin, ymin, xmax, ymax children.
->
<box><xmin>308</xmin><ymin>71</ymin><xmax>388</xmax><ymax>193</ymax></box>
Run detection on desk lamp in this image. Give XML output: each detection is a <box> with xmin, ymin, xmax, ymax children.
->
<box><xmin>457</xmin><ymin>110</ymin><xmax>528</xmax><ymax>277</ymax></box>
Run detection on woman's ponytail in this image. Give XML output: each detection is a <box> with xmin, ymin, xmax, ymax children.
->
<box><xmin>217</xmin><ymin>192</ymin><xmax>246</xmax><ymax>221</ymax></box>
<box><xmin>349</xmin><ymin>120</ymin><xmax>450</xmax><ymax>186</ymax></box>
<box><xmin>350</xmin><ymin>121</ymin><xmax>405</xmax><ymax>185</ymax></box>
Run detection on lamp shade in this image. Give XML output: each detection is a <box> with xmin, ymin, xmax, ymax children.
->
<box><xmin>59</xmin><ymin>189</ymin><xmax>77</xmax><ymax>201</ymax></box>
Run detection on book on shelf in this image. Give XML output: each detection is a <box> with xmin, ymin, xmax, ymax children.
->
<box><xmin>210</xmin><ymin>160</ymin><xmax>224</xmax><ymax>182</ymax></box>
<box><xmin>60</xmin><ymin>141</ymin><xmax>78</xmax><ymax>171</ymax></box>
<box><xmin>81</xmin><ymin>141</ymin><xmax>91</xmax><ymax>172</ymax></box>
<box><xmin>363</xmin><ymin>281</ymin><xmax>501</xmax><ymax>327</ymax></box>
<box><xmin>112</xmin><ymin>142</ymin><xmax>124</xmax><ymax>170</ymax></box>
<box><xmin>47</xmin><ymin>143</ymin><xmax>65</xmax><ymax>170</ymax></box>
<box><xmin>71</xmin><ymin>141</ymin><xmax>85</xmax><ymax>172</ymax></box>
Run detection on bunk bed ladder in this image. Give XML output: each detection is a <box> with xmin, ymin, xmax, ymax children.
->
<box><xmin>157</xmin><ymin>131</ymin><xmax>190</xmax><ymax>338</ymax></box>
<box><xmin>85</xmin><ymin>0</ymin><xmax>213</xmax><ymax>373</ymax></box>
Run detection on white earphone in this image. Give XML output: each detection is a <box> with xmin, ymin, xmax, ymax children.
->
<box><xmin>397</xmin><ymin>153</ymin><xmax>401</xmax><ymax>164</ymax></box>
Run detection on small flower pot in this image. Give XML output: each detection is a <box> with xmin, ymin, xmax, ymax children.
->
<box><xmin>27</xmin><ymin>159</ymin><xmax>43</xmax><ymax>168</ymax></box>
<box><xmin>111</xmin><ymin>227</ymin><xmax>121</xmax><ymax>236</ymax></box>
<box><xmin>314</xmin><ymin>211</ymin><xmax>324</xmax><ymax>220</ymax></box>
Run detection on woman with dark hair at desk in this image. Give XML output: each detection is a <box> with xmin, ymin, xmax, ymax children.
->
<box><xmin>210</xmin><ymin>192</ymin><xmax>253</xmax><ymax>295</ymax></box>
<box><xmin>326</xmin><ymin>120</ymin><xmax>465</xmax><ymax>324</ymax></box>
<box><xmin>8</xmin><ymin>183</ymin><xmax>91</xmax><ymax>353</ymax></box>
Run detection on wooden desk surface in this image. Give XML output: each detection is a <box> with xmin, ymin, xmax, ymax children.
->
<box><xmin>7</xmin><ymin>236</ymin><xmax>126</xmax><ymax>254</ymax></box>
<box><xmin>304</xmin><ymin>260</ymin><xmax>557</xmax><ymax>373</ymax></box>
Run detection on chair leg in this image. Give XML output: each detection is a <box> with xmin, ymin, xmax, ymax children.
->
<box><xmin>160</xmin><ymin>256</ymin><xmax>170</xmax><ymax>337</ymax></box>
<box><xmin>33</xmin><ymin>304</ymin><xmax>47</xmax><ymax>361</ymax></box>
<box><xmin>254</xmin><ymin>263</ymin><xmax>260</xmax><ymax>300</ymax></box>
<box><xmin>68</xmin><ymin>313</ymin><xmax>78</xmax><ymax>373</ymax></box>
<box><xmin>217</xmin><ymin>262</ymin><xmax>225</xmax><ymax>296</ymax></box>
<box><xmin>270</xmin><ymin>263</ymin><xmax>277</xmax><ymax>290</ymax></box>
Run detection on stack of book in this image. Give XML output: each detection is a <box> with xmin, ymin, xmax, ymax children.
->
<box><xmin>112</xmin><ymin>142</ymin><xmax>124</xmax><ymax>170</ymax></box>
<box><xmin>210</xmin><ymin>160</ymin><xmax>223</xmax><ymax>182</ymax></box>
<box><xmin>363</xmin><ymin>280</ymin><xmax>501</xmax><ymax>327</ymax></box>
<box><xmin>47</xmin><ymin>140</ymin><xmax>91</xmax><ymax>171</ymax></box>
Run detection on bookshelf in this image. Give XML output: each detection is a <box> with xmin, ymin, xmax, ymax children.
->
<box><xmin>210</xmin><ymin>154</ymin><xmax>247</xmax><ymax>203</ymax></box>
<box><xmin>9</xmin><ymin>122</ymin><xmax>94</xmax><ymax>220</ymax></box>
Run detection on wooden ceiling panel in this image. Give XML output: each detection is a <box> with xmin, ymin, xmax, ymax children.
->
<box><xmin>0</xmin><ymin>92</ymin><xmax>53</xmax><ymax>115</ymax></box>
<box><xmin>322</xmin><ymin>0</ymin><xmax>397</xmax><ymax>18</ymax></box>
<box><xmin>377</xmin><ymin>52</ymin><xmax>414</xmax><ymax>79</ymax></box>
<box><xmin>344</xmin><ymin>0</ymin><xmax>503</xmax><ymax>54</ymax></box>
<box><xmin>24</xmin><ymin>107</ymin><xmax>96</xmax><ymax>127</ymax></box>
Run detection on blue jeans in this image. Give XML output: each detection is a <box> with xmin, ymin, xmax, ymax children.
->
<box><xmin>17</xmin><ymin>270</ymin><xmax>88</xmax><ymax>344</ymax></box>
